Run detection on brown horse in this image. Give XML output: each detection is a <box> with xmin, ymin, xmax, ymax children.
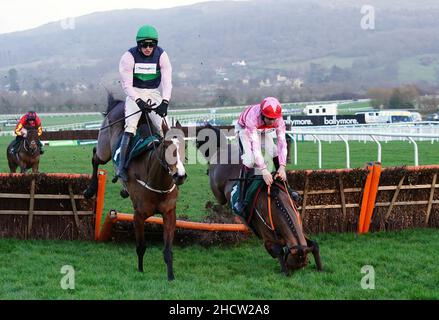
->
<box><xmin>84</xmin><ymin>94</ymin><xmax>187</xmax><ymax>280</ymax></box>
<box><xmin>7</xmin><ymin>126</ymin><xmax>41</xmax><ymax>173</ymax></box>
<box><xmin>196</xmin><ymin>124</ymin><xmax>323</xmax><ymax>274</ymax></box>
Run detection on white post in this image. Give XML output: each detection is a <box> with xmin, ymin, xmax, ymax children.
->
<box><xmin>408</xmin><ymin>137</ymin><xmax>419</xmax><ymax>166</ymax></box>
<box><xmin>293</xmin><ymin>135</ymin><xmax>297</xmax><ymax>165</ymax></box>
<box><xmin>370</xmin><ymin>135</ymin><xmax>382</xmax><ymax>163</ymax></box>
<box><xmin>313</xmin><ymin>135</ymin><xmax>322</xmax><ymax>169</ymax></box>
<box><xmin>339</xmin><ymin>135</ymin><xmax>350</xmax><ymax>169</ymax></box>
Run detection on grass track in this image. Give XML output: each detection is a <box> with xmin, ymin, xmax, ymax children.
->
<box><xmin>0</xmin><ymin>135</ymin><xmax>438</xmax><ymax>299</ymax></box>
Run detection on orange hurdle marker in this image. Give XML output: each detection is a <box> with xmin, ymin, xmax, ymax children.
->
<box><xmin>358</xmin><ymin>163</ymin><xmax>374</xmax><ymax>234</ymax></box>
<box><xmin>94</xmin><ymin>169</ymin><xmax>107</xmax><ymax>241</ymax></box>
<box><xmin>362</xmin><ymin>162</ymin><xmax>382</xmax><ymax>233</ymax></box>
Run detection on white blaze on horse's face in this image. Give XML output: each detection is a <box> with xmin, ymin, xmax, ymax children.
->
<box><xmin>165</xmin><ymin>137</ymin><xmax>186</xmax><ymax>177</ymax></box>
<box><xmin>172</xmin><ymin>138</ymin><xmax>186</xmax><ymax>177</ymax></box>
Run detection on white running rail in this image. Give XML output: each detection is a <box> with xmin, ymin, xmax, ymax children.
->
<box><xmin>286</xmin><ymin>129</ymin><xmax>439</xmax><ymax>168</ymax></box>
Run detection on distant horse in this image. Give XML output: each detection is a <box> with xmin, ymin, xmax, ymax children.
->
<box><xmin>196</xmin><ymin>124</ymin><xmax>323</xmax><ymax>274</ymax></box>
<box><xmin>7</xmin><ymin>126</ymin><xmax>41</xmax><ymax>173</ymax></box>
<box><xmin>84</xmin><ymin>94</ymin><xmax>187</xmax><ymax>281</ymax></box>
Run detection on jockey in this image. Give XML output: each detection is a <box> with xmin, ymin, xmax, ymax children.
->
<box><xmin>11</xmin><ymin>111</ymin><xmax>44</xmax><ymax>154</ymax></box>
<box><xmin>117</xmin><ymin>24</ymin><xmax>173</xmax><ymax>182</ymax></box>
<box><xmin>233</xmin><ymin>97</ymin><xmax>288</xmax><ymax>214</ymax></box>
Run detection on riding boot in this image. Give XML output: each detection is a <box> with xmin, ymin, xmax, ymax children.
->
<box><xmin>116</xmin><ymin>132</ymin><xmax>133</xmax><ymax>182</ymax></box>
<box><xmin>10</xmin><ymin>137</ymin><xmax>22</xmax><ymax>155</ymax></box>
<box><xmin>38</xmin><ymin>141</ymin><xmax>44</xmax><ymax>154</ymax></box>
<box><xmin>233</xmin><ymin>167</ymin><xmax>251</xmax><ymax>215</ymax></box>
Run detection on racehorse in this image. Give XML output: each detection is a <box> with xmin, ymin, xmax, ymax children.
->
<box><xmin>7</xmin><ymin>126</ymin><xmax>41</xmax><ymax>173</ymax></box>
<box><xmin>195</xmin><ymin>123</ymin><xmax>323</xmax><ymax>274</ymax></box>
<box><xmin>84</xmin><ymin>94</ymin><xmax>187</xmax><ymax>281</ymax></box>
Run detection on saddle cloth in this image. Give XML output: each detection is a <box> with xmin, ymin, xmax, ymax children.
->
<box><xmin>112</xmin><ymin>127</ymin><xmax>161</xmax><ymax>168</ymax></box>
<box><xmin>230</xmin><ymin>177</ymin><xmax>301</xmax><ymax>221</ymax></box>
<box><xmin>230</xmin><ymin>177</ymin><xmax>265</xmax><ymax>220</ymax></box>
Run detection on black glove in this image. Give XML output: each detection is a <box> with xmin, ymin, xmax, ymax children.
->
<box><xmin>155</xmin><ymin>99</ymin><xmax>169</xmax><ymax>117</ymax></box>
<box><xmin>135</xmin><ymin>98</ymin><xmax>152</xmax><ymax>113</ymax></box>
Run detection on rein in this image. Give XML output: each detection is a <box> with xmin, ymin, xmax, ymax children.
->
<box><xmin>18</xmin><ymin>132</ymin><xmax>40</xmax><ymax>157</ymax></box>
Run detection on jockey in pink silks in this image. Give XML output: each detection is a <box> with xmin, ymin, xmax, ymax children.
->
<box><xmin>233</xmin><ymin>97</ymin><xmax>288</xmax><ymax>214</ymax></box>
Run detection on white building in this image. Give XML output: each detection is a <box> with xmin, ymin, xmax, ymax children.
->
<box><xmin>303</xmin><ymin>103</ymin><xmax>338</xmax><ymax>116</ymax></box>
<box><xmin>232</xmin><ymin>60</ymin><xmax>246</xmax><ymax>66</ymax></box>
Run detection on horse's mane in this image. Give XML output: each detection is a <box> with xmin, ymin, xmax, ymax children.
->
<box><xmin>195</xmin><ymin>122</ymin><xmax>228</xmax><ymax>150</ymax></box>
<box><xmin>105</xmin><ymin>92</ymin><xmax>124</xmax><ymax>115</ymax></box>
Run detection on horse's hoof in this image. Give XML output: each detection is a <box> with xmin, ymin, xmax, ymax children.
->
<box><xmin>168</xmin><ymin>275</ymin><xmax>175</xmax><ymax>281</ymax></box>
<box><xmin>120</xmin><ymin>189</ymin><xmax>129</xmax><ymax>198</ymax></box>
<box><xmin>112</xmin><ymin>176</ymin><xmax>118</xmax><ymax>183</ymax></box>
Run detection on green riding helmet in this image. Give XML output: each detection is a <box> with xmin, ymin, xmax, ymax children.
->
<box><xmin>136</xmin><ymin>25</ymin><xmax>158</xmax><ymax>42</ymax></box>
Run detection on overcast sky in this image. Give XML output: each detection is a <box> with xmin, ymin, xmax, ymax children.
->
<box><xmin>0</xmin><ymin>0</ymin><xmax>225</xmax><ymax>34</ymax></box>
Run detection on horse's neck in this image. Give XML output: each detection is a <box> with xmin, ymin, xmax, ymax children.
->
<box><xmin>146</xmin><ymin>146</ymin><xmax>173</xmax><ymax>188</ymax></box>
<box><xmin>19</xmin><ymin>139</ymin><xmax>28</xmax><ymax>152</ymax></box>
<box><xmin>257</xmin><ymin>188</ymin><xmax>307</xmax><ymax>247</ymax></box>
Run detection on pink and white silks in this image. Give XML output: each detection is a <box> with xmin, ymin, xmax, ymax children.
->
<box><xmin>236</xmin><ymin>103</ymin><xmax>287</xmax><ymax>172</ymax></box>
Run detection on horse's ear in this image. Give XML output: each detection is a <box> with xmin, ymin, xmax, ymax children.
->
<box><xmin>162</xmin><ymin>119</ymin><xmax>170</xmax><ymax>136</ymax></box>
<box><xmin>175</xmin><ymin>120</ymin><xmax>183</xmax><ymax>130</ymax></box>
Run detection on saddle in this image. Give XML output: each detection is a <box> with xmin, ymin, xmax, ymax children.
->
<box><xmin>112</xmin><ymin>124</ymin><xmax>161</xmax><ymax>169</ymax></box>
<box><xmin>230</xmin><ymin>174</ymin><xmax>301</xmax><ymax>221</ymax></box>
<box><xmin>230</xmin><ymin>174</ymin><xmax>264</xmax><ymax>219</ymax></box>
<box><xmin>108</xmin><ymin>99</ymin><xmax>161</xmax><ymax>168</ymax></box>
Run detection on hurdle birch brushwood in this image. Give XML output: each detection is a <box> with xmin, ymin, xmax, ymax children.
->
<box><xmin>0</xmin><ymin>173</ymin><xmax>95</xmax><ymax>240</ymax></box>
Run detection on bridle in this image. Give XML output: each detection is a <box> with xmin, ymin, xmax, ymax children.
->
<box><xmin>135</xmin><ymin>109</ymin><xmax>185</xmax><ymax>194</ymax></box>
<box><xmin>20</xmin><ymin>130</ymin><xmax>40</xmax><ymax>157</ymax></box>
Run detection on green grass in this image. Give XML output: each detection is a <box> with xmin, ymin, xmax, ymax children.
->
<box><xmin>0</xmin><ymin>135</ymin><xmax>438</xmax><ymax>299</ymax></box>
<box><xmin>398</xmin><ymin>54</ymin><xmax>439</xmax><ymax>83</ymax></box>
<box><xmin>251</xmin><ymin>55</ymin><xmax>356</xmax><ymax>71</ymax></box>
<box><xmin>0</xmin><ymin>230</ymin><xmax>438</xmax><ymax>299</ymax></box>
<box><xmin>0</xmin><ymin>114</ymin><xmax>103</xmax><ymax>132</ymax></box>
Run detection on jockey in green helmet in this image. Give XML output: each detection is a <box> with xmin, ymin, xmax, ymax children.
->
<box><xmin>116</xmin><ymin>24</ymin><xmax>173</xmax><ymax>182</ymax></box>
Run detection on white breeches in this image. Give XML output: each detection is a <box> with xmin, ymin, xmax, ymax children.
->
<box><xmin>124</xmin><ymin>88</ymin><xmax>169</xmax><ymax>135</ymax></box>
<box><xmin>235</xmin><ymin>124</ymin><xmax>278</xmax><ymax>169</ymax></box>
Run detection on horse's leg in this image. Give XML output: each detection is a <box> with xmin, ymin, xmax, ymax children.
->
<box><xmin>264</xmin><ymin>241</ymin><xmax>288</xmax><ymax>275</ymax></box>
<box><xmin>162</xmin><ymin>207</ymin><xmax>176</xmax><ymax>281</ymax></box>
<box><xmin>133</xmin><ymin>211</ymin><xmax>146</xmax><ymax>272</ymax></box>
<box><xmin>7</xmin><ymin>155</ymin><xmax>17</xmax><ymax>173</ymax></box>
<box><xmin>32</xmin><ymin>162</ymin><xmax>39</xmax><ymax>173</ymax></box>
<box><xmin>8</xmin><ymin>164</ymin><xmax>17</xmax><ymax>173</ymax></box>
<box><xmin>306</xmin><ymin>237</ymin><xmax>323</xmax><ymax>271</ymax></box>
<box><xmin>84</xmin><ymin>147</ymin><xmax>105</xmax><ymax>199</ymax></box>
